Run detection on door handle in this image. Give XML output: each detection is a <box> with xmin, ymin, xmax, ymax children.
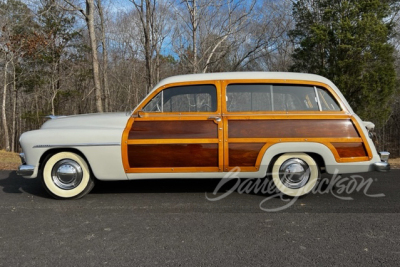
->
<box><xmin>208</xmin><ymin>116</ymin><xmax>221</xmax><ymax>122</ymax></box>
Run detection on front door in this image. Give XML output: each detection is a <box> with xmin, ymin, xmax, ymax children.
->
<box><xmin>122</xmin><ymin>81</ymin><xmax>223</xmax><ymax>174</ymax></box>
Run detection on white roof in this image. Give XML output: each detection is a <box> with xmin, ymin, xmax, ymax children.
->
<box><xmin>148</xmin><ymin>72</ymin><xmax>353</xmax><ymax>114</ymax></box>
<box><xmin>155</xmin><ymin>72</ymin><xmax>334</xmax><ymax>89</ymax></box>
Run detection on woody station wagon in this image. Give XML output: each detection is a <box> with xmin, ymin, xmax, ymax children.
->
<box><xmin>17</xmin><ymin>72</ymin><xmax>390</xmax><ymax>199</ymax></box>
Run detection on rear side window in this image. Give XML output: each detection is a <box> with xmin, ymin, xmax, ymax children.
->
<box><xmin>316</xmin><ymin>87</ymin><xmax>341</xmax><ymax>111</ymax></box>
<box><xmin>226</xmin><ymin>84</ymin><xmax>319</xmax><ymax>112</ymax></box>
<box><xmin>143</xmin><ymin>84</ymin><xmax>217</xmax><ymax>112</ymax></box>
<box><xmin>226</xmin><ymin>84</ymin><xmax>273</xmax><ymax>112</ymax></box>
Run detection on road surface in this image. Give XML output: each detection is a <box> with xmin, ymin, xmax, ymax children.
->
<box><xmin>0</xmin><ymin>170</ymin><xmax>399</xmax><ymax>266</ymax></box>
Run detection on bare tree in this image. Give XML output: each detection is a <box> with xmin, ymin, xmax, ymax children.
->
<box><xmin>173</xmin><ymin>0</ymin><xmax>255</xmax><ymax>73</ymax></box>
<box><xmin>1</xmin><ymin>56</ymin><xmax>12</xmax><ymax>151</ymax></box>
<box><xmin>96</xmin><ymin>0</ymin><xmax>110</xmax><ymax>111</ymax></box>
<box><xmin>64</xmin><ymin>0</ymin><xmax>103</xmax><ymax>112</ymax></box>
<box><xmin>129</xmin><ymin>0</ymin><xmax>154</xmax><ymax>93</ymax></box>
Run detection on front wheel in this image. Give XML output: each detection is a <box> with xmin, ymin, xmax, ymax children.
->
<box><xmin>271</xmin><ymin>153</ymin><xmax>319</xmax><ymax>197</ymax></box>
<box><xmin>42</xmin><ymin>152</ymin><xmax>95</xmax><ymax>199</ymax></box>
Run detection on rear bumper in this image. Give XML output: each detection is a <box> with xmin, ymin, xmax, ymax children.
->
<box><xmin>373</xmin><ymin>161</ymin><xmax>390</xmax><ymax>172</ymax></box>
<box><xmin>373</xmin><ymin>151</ymin><xmax>390</xmax><ymax>172</ymax></box>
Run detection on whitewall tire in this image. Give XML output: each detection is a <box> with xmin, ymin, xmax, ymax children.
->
<box><xmin>42</xmin><ymin>152</ymin><xmax>94</xmax><ymax>199</ymax></box>
<box><xmin>271</xmin><ymin>153</ymin><xmax>319</xmax><ymax>197</ymax></box>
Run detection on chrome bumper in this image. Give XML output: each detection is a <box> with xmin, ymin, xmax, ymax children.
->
<box><xmin>17</xmin><ymin>165</ymin><xmax>35</xmax><ymax>176</ymax></box>
<box><xmin>373</xmin><ymin>151</ymin><xmax>390</xmax><ymax>172</ymax></box>
<box><xmin>16</xmin><ymin>152</ymin><xmax>35</xmax><ymax>176</ymax></box>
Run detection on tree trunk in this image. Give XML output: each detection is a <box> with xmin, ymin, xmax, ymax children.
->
<box><xmin>144</xmin><ymin>0</ymin><xmax>153</xmax><ymax>93</ymax></box>
<box><xmin>189</xmin><ymin>0</ymin><xmax>198</xmax><ymax>73</ymax></box>
<box><xmin>2</xmin><ymin>60</ymin><xmax>10</xmax><ymax>151</ymax></box>
<box><xmin>97</xmin><ymin>0</ymin><xmax>110</xmax><ymax>111</ymax></box>
<box><xmin>11</xmin><ymin>61</ymin><xmax>17</xmax><ymax>152</ymax></box>
<box><xmin>86</xmin><ymin>0</ymin><xmax>103</xmax><ymax>112</ymax></box>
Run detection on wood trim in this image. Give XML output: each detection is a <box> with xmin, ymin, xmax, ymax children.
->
<box><xmin>331</xmin><ymin>142</ymin><xmax>368</xmax><ymax>158</ymax></box>
<box><xmin>121</xmin><ymin>78</ymin><xmax>373</xmax><ymax>173</ymax></box>
<box><xmin>228</xmin><ymin>119</ymin><xmax>359</xmax><ymax>139</ymax></box>
<box><xmin>129</xmin><ymin>167</ymin><xmax>220</xmax><ymax>173</ymax></box>
<box><xmin>127</xmin><ymin>139</ymin><xmax>219</xmax><ymax>145</ymax></box>
<box><xmin>127</xmin><ymin>143</ymin><xmax>219</xmax><ymax>168</ymax></box>
<box><xmin>323</xmin><ymin>142</ymin><xmax>369</xmax><ymax>162</ymax></box>
<box><xmin>228</xmin><ymin>143</ymin><xmax>265</xmax><ymax>167</ymax></box>
<box><xmin>129</xmin><ymin>120</ymin><xmax>218</xmax><ymax>139</ymax></box>
<box><xmin>350</xmin><ymin>117</ymin><xmax>373</xmax><ymax>160</ymax></box>
<box><xmin>223</xmin><ymin>114</ymin><xmax>353</xmax><ymax>120</ymax></box>
<box><xmin>121</xmin><ymin>117</ymin><xmax>135</xmax><ymax>172</ymax></box>
<box><xmin>228</xmin><ymin>137</ymin><xmax>363</xmax><ymax>143</ymax></box>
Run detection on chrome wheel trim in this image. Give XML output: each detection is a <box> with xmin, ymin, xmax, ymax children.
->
<box><xmin>271</xmin><ymin>153</ymin><xmax>319</xmax><ymax>197</ymax></box>
<box><xmin>278</xmin><ymin>158</ymin><xmax>310</xmax><ymax>189</ymax></box>
<box><xmin>51</xmin><ymin>159</ymin><xmax>83</xmax><ymax>190</ymax></box>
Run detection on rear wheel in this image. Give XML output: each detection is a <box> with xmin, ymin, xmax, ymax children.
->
<box><xmin>42</xmin><ymin>152</ymin><xmax>94</xmax><ymax>199</ymax></box>
<box><xmin>271</xmin><ymin>153</ymin><xmax>319</xmax><ymax>197</ymax></box>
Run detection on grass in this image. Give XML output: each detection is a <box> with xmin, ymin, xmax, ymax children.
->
<box><xmin>0</xmin><ymin>149</ymin><xmax>399</xmax><ymax>171</ymax></box>
<box><xmin>0</xmin><ymin>150</ymin><xmax>21</xmax><ymax>170</ymax></box>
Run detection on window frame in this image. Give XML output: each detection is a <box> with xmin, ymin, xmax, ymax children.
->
<box><xmin>134</xmin><ymin>81</ymin><xmax>221</xmax><ymax>116</ymax></box>
<box><xmin>222</xmin><ymin>80</ymin><xmax>347</xmax><ymax>114</ymax></box>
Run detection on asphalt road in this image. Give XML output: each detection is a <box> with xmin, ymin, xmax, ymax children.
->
<box><xmin>0</xmin><ymin>170</ymin><xmax>399</xmax><ymax>266</ymax></box>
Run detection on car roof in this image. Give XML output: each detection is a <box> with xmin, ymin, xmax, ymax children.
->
<box><xmin>154</xmin><ymin>72</ymin><xmax>335</xmax><ymax>89</ymax></box>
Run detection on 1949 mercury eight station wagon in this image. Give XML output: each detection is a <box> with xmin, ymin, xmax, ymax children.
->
<box><xmin>17</xmin><ymin>72</ymin><xmax>390</xmax><ymax>199</ymax></box>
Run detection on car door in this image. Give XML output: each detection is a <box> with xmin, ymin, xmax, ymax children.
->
<box><xmin>122</xmin><ymin>81</ymin><xmax>223</xmax><ymax>174</ymax></box>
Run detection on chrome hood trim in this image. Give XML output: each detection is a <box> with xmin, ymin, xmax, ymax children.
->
<box><xmin>33</xmin><ymin>142</ymin><xmax>120</xmax><ymax>148</ymax></box>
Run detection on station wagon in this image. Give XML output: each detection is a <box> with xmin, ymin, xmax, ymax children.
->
<box><xmin>17</xmin><ymin>72</ymin><xmax>390</xmax><ymax>199</ymax></box>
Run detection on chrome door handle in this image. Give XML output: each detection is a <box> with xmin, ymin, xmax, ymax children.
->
<box><xmin>208</xmin><ymin>116</ymin><xmax>221</xmax><ymax>122</ymax></box>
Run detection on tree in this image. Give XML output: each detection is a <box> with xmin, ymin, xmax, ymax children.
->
<box><xmin>173</xmin><ymin>0</ymin><xmax>255</xmax><ymax>73</ymax></box>
<box><xmin>64</xmin><ymin>0</ymin><xmax>103</xmax><ymax>112</ymax></box>
<box><xmin>129</xmin><ymin>0</ymin><xmax>171</xmax><ymax>93</ymax></box>
<box><xmin>0</xmin><ymin>0</ymin><xmax>42</xmax><ymax>151</ymax></box>
<box><xmin>96</xmin><ymin>0</ymin><xmax>110</xmax><ymax>111</ymax></box>
<box><xmin>290</xmin><ymin>0</ymin><xmax>397</xmax><ymax>124</ymax></box>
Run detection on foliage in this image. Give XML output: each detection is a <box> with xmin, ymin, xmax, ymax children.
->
<box><xmin>290</xmin><ymin>0</ymin><xmax>398</xmax><ymax>125</ymax></box>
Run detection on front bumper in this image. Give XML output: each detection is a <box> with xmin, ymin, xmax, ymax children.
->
<box><xmin>16</xmin><ymin>152</ymin><xmax>35</xmax><ymax>176</ymax></box>
<box><xmin>373</xmin><ymin>151</ymin><xmax>390</xmax><ymax>172</ymax></box>
<box><xmin>17</xmin><ymin>165</ymin><xmax>35</xmax><ymax>176</ymax></box>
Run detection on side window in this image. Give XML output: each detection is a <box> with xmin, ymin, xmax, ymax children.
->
<box><xmin>143</xmin><ymin>92</ymin><xmax>162</xmax><ymax>112</ymax></box>
<box><xmin>273</xmin><ymin>85</ymin><xmax>318</xmax><ymax>111</ymax></box>
<box><xmin>143</xmin><ymin>84</ymin><xmax>217</xmax><ymax>112</ymax></box>
<box><xmin>316</xmin><ymin>87</ymin><xmax>341</xmax><ymax>111</ymax></box>
<box><xmin>227</xmin><ymin>84</ymin><xmax>272</xmax><ymax>112</ymax></box>
<box><xmin>226</xmin><ymin>84</ymin><xmax>318</xmax><ymax>112</ymax></box>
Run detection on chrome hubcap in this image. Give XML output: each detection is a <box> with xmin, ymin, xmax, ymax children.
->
<box><xmin>51</xmin><ymin>159</ymin><xmax>83</xmax><ymax>190</ymax></box>
<box><xmin>279</xmin><ymin>158</ymin><xmax>310</xmax><ymax>189</ymax></box>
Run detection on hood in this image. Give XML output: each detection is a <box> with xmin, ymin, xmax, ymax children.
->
<box><xmin>41</xmin><ymin>112</ymin><xmax>130</xmax><ymax>130</ymax></box>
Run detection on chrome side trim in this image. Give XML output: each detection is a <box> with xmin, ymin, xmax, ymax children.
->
<box><xmin>17</xmin><ymin>165</ymin><xmax>35</xmax><ymax>176</ymax></box>
<box><xmin>33</xmin><ymin>142</ymin><xmax>120</xmax><ymax>148</ymax></box>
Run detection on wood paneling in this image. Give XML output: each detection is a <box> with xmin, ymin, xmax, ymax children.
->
<box><xmin>228</xmin><ymin>143</ymin><xmax>265</xmax><ymax>167</ymax></box>
<box><xmin>228</xmin><ymin>119</ymin><xmax>359</xmax><ymax>138</ymax></box>
<box><xmin>128</xmin><ymin>144</ymin><xmax>218</xmax><ymax>168</ymax></box>
<box><xmin>129</xmin><ymin>120</ymin><xmax>218</xmax><ymax>139</ymax></box>
<box><xmin>331</xmin><ymin>142</ymin><xmax>367</xmax><ymax>158</ymax></box>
